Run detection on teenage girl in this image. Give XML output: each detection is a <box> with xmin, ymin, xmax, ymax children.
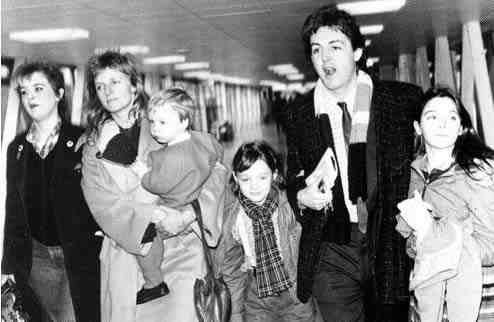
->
<box><xmin>396</xmin><ymin>86</ymin><xmax>494</xmax><ymax>322</ymax></box>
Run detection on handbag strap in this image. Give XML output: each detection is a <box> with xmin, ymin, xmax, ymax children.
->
<box><xmin>191</xmin><ymin>199</ymin><xmax>214</xmax><ymax>275</ymax></box>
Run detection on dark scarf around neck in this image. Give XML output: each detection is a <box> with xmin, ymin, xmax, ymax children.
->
<box><xmin>238</xmin><ymin>187</ymin><xmax>292</xmax><ymax>298</ymax></box>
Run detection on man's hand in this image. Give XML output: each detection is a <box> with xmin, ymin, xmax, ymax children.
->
<box><xmin>306</xmin><ymin>148</ymin><xmax>338</xmax><ymax>195</ymax></box>
<box><xmin>297</xmin><ymin>182</ymin><xmax>332</xmax><ymax>211</ymax></box>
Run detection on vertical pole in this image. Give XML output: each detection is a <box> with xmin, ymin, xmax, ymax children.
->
<box><xmin>415</xmin><ymin>45</ymin><xmax>430</xmax><ymax>91</ymax></box>
<box><xmin>71</xmin><ymin>66</ymin><xmax>85</xmax><ymax>126</ymax></box>
<box><xmin>0</xmin><ymin>58</ymin><xmax>23</xmax><ymax>259</ymax></box>
<box><xmin>434</xmin><ymin>35</ymin><xmax>457</xmax><ymax>92</ymax></box>
<box><xmin>461</xmin><ymin>25</ymin><xmax>476</xmax><ymax>127</ymax></box>
<box><xmin>465</xmin><ymin>20</ymin><xmax>494</xmax><ymax>146</ymax></box>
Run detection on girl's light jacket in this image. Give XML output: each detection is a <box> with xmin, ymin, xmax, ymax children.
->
<box><xmin>403</xmin><ymin>156</ymin><xmax>494</xmax><ymax>305</ymax></box>
<box><xmin>81</xmin><ymin>118</ymin><xmax>228</xmax><ymax>322</ymax></box>
<box><xmin>215</xmin><ymin>189</ymin><xmax>302</xmax><ymax>322</ymax></box>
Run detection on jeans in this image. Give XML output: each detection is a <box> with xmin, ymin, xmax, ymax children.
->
<box><xmin>28</xmin><ymin>239</ymin><xmax>76</xmax><ymax>322</ymax></box>
<box><xmin>244</xmin><ymin>271</ymin><xmax>322</xmax><ymax>322</ymax></box>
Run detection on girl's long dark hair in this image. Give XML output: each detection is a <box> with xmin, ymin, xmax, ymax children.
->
<box><xmin>230</xmin><ymin>140</ymin><xmax>285</xmax><ymax>196</ymax></box>
<box><xmin>84</xmin><ymin>51</ymin><xmax>148</xmax><ymax>143</ymax></box>
<box><xmin>415</xmin><ymin>86</ymin><xmax>494</xmax><ymax>177</ymax></box>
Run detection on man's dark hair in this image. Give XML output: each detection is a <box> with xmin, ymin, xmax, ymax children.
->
<box><xmin>301</xmin><ymin>5</ymin><xmax>366</xmax><ymax>69</ymax></box>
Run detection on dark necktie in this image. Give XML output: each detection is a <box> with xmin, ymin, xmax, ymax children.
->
<box><xmin>337</xmin><ymin>102</ymin><xmax>352</xmax><ymax>147</ymax></box>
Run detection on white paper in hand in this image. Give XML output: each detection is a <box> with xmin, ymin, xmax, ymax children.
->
<box><xmin>306</xmin><ymin>147</ymin><xmax>338</xmax><ymax>192</ymax></box>
<box><xmin>397</xmin><ymin>190</ymin><xmax>433</xmax><ymax>245</ymax></box>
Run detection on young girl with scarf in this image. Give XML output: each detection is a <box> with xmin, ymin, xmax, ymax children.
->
<box><xmin>217</xmin><ymin>141</ymin><xmax>321</xmax><ymax>322</ymax></box>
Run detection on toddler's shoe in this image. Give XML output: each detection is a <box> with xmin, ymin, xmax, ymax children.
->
<box><xmin>136</xmin><ymin>282</ymin><xmax>170</xmax><ymax>305</ymax></box>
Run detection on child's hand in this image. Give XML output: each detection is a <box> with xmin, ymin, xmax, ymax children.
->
<box><xmin>397</xmin><ymin>190</ymin><xmax>433</xmax><ymax>245</ymax></box>
<box><xmin>131</xmin><ymin>160</ymin><xmax>149</xmax><ymax>178</ymax></box>
<box><xmin>153</xmin><ymin>206</ymin><xmax>195</xmax><ymax>238</ymax></box>
<box><xmin>98</xmin><ymin>120</ymin><xmax>120</xmax><ymax>153</ymax></box>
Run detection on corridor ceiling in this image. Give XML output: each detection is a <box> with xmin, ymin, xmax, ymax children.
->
<box><xmin>2</xmin><ymin>0</ymin><xmax>494</xmax><ymax>83</ymax></box>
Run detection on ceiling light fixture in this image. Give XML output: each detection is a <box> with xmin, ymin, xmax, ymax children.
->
<box><xmin>183</xmin><ymin>71</ymin><xmax>211</xmax><ymax>79</ymax></box>
<box><xmin>120</xmin><ymin>45</ymin><xmax>150</xmax><ymax>55</ymax></box>
<box><xmin>143</xmin><ymin>55</ymin><xmax>186</xmax><ymax>65</ymax></box>
<box><xmin>213</xmin><ymin>74</ymin><xmax>252</xmax><ymax>85</ymax></box>
<box><xmin>360</xmin><ymin>24</ymin><xmax>384</xmax><ymax>35</ymax></box>
<box><xmin>268</xmin><ymin>64</ymin><xmax>299</xmax><ymax>76</ymax></box>
<box><xmin>286</xmin><ymin>74</ymin><xmax>305</xmax><ymax>81</ymax></box>
<box><xmin>9</xmin><ymin>28</ymin><xmax>89</xmax><ymax>43</ymax></box>
<box><xmin>260</xmin><ymin>80</ymin><xmax>287</xmax><ymax>91</ymax></box>
<box><xmin>94</xmin><ymin>45</ymin><xmax>150</xmax><ymax>55</ymax></box>
<box><xmin>183</xmin><ymin>71</ymin><xmax>252</xmax><ymax>85</ymax></box>
<box><xmin>366</xmin><ymin>57</ymin><xmax>380</xmax><ymax>67</ymax></box>
<box><xmin>1</xmin><ymin>65</ymin><xmax>10</xmax><ymax>79</ymax></box>
<box><xmin>287</xmin><ymin>82</ymin><xmax>305</xmax><ymax>93</ymax></box>
<box><xmin>175</xmin><ymin>62</ymin><xmax>210</xmax><ymax>71</ymax></box>
<box><xmin>337</xmin><ymin>0</ymin><xmax>406</xmax><ymax>15</ymax></box>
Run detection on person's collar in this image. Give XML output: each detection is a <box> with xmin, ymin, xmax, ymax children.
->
<box><xmin>314</xmin><ymin>70</ymin><xmax>372</xmax><ymax>114</ymax></box>
<box><xmin>112</xmin><ymin>110</ymin><xmax>138</xmax><ymax>130</ymax></box>
<box><xmin>26</xmin><ymin>116</ymin><xmax>62</xmax><ymax>145</ymax></box>
<box><xmin>26</xmin><ymin>116</ymin><xmax>62</xmax><ymax>158</ymax></box>
<box><xmin>412</xmin><ymin>154</ymin><xmax>457</xmax><ymax>180</ymax></box>
<box><xmin>167</xmin><ymin>131</ymin><xmax>191</xmax><ymax>146</ymax></box>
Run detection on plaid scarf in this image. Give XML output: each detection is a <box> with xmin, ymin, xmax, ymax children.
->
<box><xmin>26</xmin><ymin>118</ymin><xmax>61</xmax><ymax>159</ymax></box>
<box><xmin>238</xmin><ymin>187</ymin><xmax>292</xmax><ymax>298</ymax></box>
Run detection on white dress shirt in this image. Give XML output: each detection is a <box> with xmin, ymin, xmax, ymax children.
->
<box><xmin>314</xmin><ymin>79</ymin><xmax>358</xmax><ymax>223</ymax></box>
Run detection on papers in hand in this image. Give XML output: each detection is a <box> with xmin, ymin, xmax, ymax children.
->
<box><xmin>397</xmin><ymin>190</ymin><xmax>433</xmax><ymax>246</ymax></box>
<box><xmin>306</xmin><ymin>147</ymin><xmax>338</xmax><ymax>191</ymax></box>
<box><xmin>305</xmin><ymin>148</ymin><xmax>338</xmax><ymax>211</ymax></box>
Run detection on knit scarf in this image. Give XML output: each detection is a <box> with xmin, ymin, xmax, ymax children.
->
<box><xmin>314</xmin><ymin>70</ymin><xmax>373</xmax><ymax>203</ymax></box>
<box><xmin>238</xmin><ymin>187</ymin><xmax>292</xmax><ymax>298</ymax></box>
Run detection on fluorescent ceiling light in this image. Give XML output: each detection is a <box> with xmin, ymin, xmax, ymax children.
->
<box><xmin>287</xmin><ymin>82</ymin><xmax>305</xmax><ymax>93</ymax></box>
<box><xmin>9</xmin><ymin>28</ymin><xmax>89</xmax><ymax>43</ymax></box>
<box><xmin>1</xmin><ymin>65</ymin><xmax>10</xmax><ymax>79</ymax></box>
<box><xmin>260</xmin><ymin>80</ymin><xmax>287</xmax><ymax>91</ymax></box>
<box><xmin>337</xmin><ymin>0</ymin><xmax>406</xmax><ymax>15</ymax></box>
<box><xmin>260</xmin><ymin>80</ymin><xmax>274</xmax><ymax>86</ymax></box>
<box><xmin>94</xmin><ymin>45</ymin><xmax>150</xmax><ymax>55</ymax></box>
<box><xmin>286</xmin><ymin>74</ymin><xmax>305</xmax><ymax>81</ymax></box>
<box><xmin>183</xmin><ymin>71</ymin><xmax>211</xmax><ymax>79</ymax></box>
<box><xmin>365</xmin><ymin>39</ymin><xmax>372</xmax><ymax>47</ymax></box>
<box><xmin>366</xmin><ymin>57</ymin><xmax>380</xmax><ymax>67</ymax></box>
<box><xmin>120</xmin><ymin>45</ymin><xmax>150</xmax><ymax>54</ymax></box>
<box><xmin>268</xmin><ymin>64</ymin><xmax>299</xmax><ymax>76</ymax></box>
<box><xmin>268</xmin><ymin>64</ymin><xmax>293</xmax><ymax>70</ymax></box>
<box><xmin>213</xmin><ymin>74</ymin><xmax>251</xmax><ymax>85</ymax></box>
<box><xmin>360</xmin><ymin>24</ymin><xmax>384</xmax><ymax>35</ymax></box>
<box><xmin>183</xmin><ymin>71</ymin><xmax>251</xmax><ymax>85</ymax></box>
<box><xmin>175</xmin><ymin>62</ymin><xmax>210</xmax><ymax>71</ymax></box>
<box><xmin>143</xmin><ymin>55</ymin><xmax>185</xmax><ymax>65</ymax></box>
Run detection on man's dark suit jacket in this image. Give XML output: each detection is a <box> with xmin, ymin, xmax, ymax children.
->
<box><xmin>283</xmin><ymin>79</ymin><xmax>423</xmax><ymax>307</ymax></box>
<box><xmin>2</xmin><ymin>122</ymin><xmax>102</xmax><ymax>322</ymax></box>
